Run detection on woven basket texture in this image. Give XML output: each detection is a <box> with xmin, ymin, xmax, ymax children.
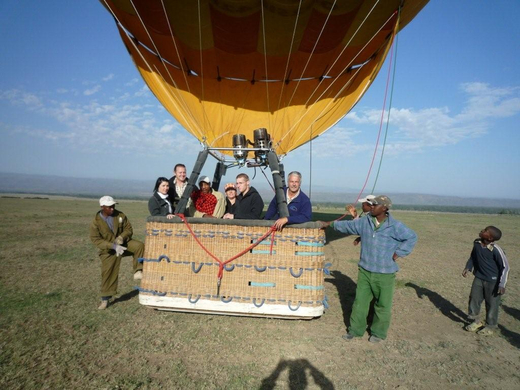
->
<box><xmin>140</xmin><ymin>220</ymin><xmax>327</xmax><ymax>308</ymax></box>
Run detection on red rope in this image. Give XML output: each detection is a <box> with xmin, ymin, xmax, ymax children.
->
<box><xmin>176</xmin><ymin>214</ymin><xmax>277</xmax><ymax>281</ymax></box>
<box><xmin>334</xmin><ymin>21</ymin><xmax>397</xmax><ymax>222</ymax></box>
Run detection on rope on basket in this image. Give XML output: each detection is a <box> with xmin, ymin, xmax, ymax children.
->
<box><xmin>175</xmin><ymin>214</ymin><xmax>277</xmax><ymax>296</ymax></box>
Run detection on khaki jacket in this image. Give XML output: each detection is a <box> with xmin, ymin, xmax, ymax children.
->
<box><xmin>90</xmin><ymin>210</ymin><xmax>133</xmax><ymax>252</ymax></box>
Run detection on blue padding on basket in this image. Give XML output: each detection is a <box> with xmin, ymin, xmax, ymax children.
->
<box><xmin>323</xmin><ymin>263</ymin><xmax>332</xmax><ymax>275</ymax></box>
<box><xmin>255</xmin><ymin>266</ymin><xmax>267</xmax><ymax>272</ymax></box>
<box><xmin>135</xmin><ymin>287</ymin><xmax>167</xmax><ymax>296</ymax></box>
<box><xmin>295</xmin><ymin>251</ymin><xmax>324</xmax><ymax>256</ymax></box>
<box><xmin>294</xmin><ymin>284</ymin><xmax>324</xmax><ymax>290</ymax></box>
<box><xmin>251</xmin><ymin>250</ymin><xmax>277</xmax><ymax>255</ymax></box>
<box><xmin>323</xmin><ymin>295</ymin><xmax>330</xmax><ymax>309</ymax></box>
<box><xmin>137</xmin><ymin>257</ymin><xmax>144</xmax><ymax>263</ymax></box>
<box><xmin>141</xmin><ymin>255</ymin><xmax>170</xmax><ymax>263</ymax></box>
<box><xmin>296</xmin><ymin>241</ymin><xmax>324</xmax><ymax>247</ymax></box>
<box><xmin>191</xmin><ymin>262</ymin><xmax>203</xmax><ymax>273</ymax></box>
<box><xmin>250</xmin><ymin>282</ymin><xmax>276</xmax><ymax>287</ymax></box>
<box><xmin>289</xmin><ymin>267</ymin><xmax>303</xmax><ymax>278</ymax></box>
<box><xmin>253</xmin><ymin>298</ymin><xmax>265</xmax><ymax>307</ymax></box>
<box><xmin>288</xmin><ymin>301</ymin><xmax>302</xmax><ymax>311</ymax></box>
<box><xmin>224</xmin><ymin>264</ymin><xmax>235</xmax><ymax>271</ymax></box>
<box><xmin>158</xmin><ymin>255</ymin><xmax>170</xmax><ymax>262</ymax></box>
<box><xmin>252</xmin><ymin>239</ymin><xmax>277</xmax><ymax>246</ymax></box>
<box><xmin>188</xmin><ymin>294</ymin><xmax>201</xmax><ymax>303</ymax></box>
<box><xmin>221</xmin><ymin>296</ymin><xmax>233</xmax><ymax>303</ymax></box>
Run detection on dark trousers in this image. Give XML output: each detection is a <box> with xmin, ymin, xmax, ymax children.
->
<box><xmin>468</xmin><ymin>277</ymin><xmax>500</xmax><ymax>328</ymax></box>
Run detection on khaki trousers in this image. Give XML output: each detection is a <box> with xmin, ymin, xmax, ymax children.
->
<box><xmin>99</xmin><ymin>239</ymin><xmax>144</xmax><ymax>297</ymax></box>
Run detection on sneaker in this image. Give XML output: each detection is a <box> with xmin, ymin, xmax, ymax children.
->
<box><xmin>134</xmin><ymin>270</ymin><xmax>143</xmax><ymax>280</ymax></box>
<box><xmin>465</xmin><ymin>321</ymin><xmax>483</xmax><ymax>332</ymax></box>
<box><xmin>98</xmin><ymin>299</ymin><xmax>109</xmax><ymax>310</ymax></box>
<box><xmin>369</xmin><ymin>335</ymin><xmax>383</xmax><ymax>343</ymax></box>
<box><xmin>477</xmin><ymin>327</ymin><xmax>495</xmax><ymax>336</ymax></box>
<box><xmin>342</xmin><ymin>333</ymin><xmax>357</xmax><ymax>341</ymax></box>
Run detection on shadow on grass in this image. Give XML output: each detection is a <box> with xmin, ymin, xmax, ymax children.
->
<box><xmin>112</xmin><ymin>289</ymin><xmax>139</xmax><ymax>305</ymax></box>
<box><xmin>313</xmin><ymin>212</ymin><xmax>354</xmax><ymax>244</ymax></box>
<box><xmin>405</xmin><ymin>282</ymin><xmax>468</xmax><ymax>324</ymax></box>
<box><xmin>325</xmin><ymin>270</ymin><xmax>357</xmax><ymax>329</ymax></box>
<box><xmin>502</xmin><ymin>305</ymin><xmax>520</xmax><ymax>321</ymax></box>
<box><xmin>260</xmin><ymin>358</ymin><xmax>334</xmax><ymax>390</ymax></box>
<box><xmin>498</xmin><ymin>324</ymin><xmax>520</xmax><ymax>349</ymax></box>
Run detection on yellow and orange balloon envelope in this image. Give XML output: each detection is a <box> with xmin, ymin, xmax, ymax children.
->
<box><xmin>101</xmin><ymin>0</ymin><xmax>428</xmax><ymax>156</ymax></box>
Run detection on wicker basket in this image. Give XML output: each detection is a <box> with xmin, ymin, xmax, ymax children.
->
<box><xmin>138</xmin><ymin>216</ymin><xmax>328</xmax><ymax>319</ymax></box>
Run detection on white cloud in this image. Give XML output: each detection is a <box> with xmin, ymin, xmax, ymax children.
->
<box><xmin>159</xmin><ymin>124</ymin><xmax>174</xmax><ymax>133</ymax></box>
<box><xmin>1</xmin><ymin>86</ymin><xmax>197</xmax><ymax>156</ymax></box>
<box><xmin>134</xmin><ymin>85</ymin><xmax>151</xmax><ymax>97</ymax></box>
<box><xmin>83</xmin><ymin>85</ymin><xmax>101</xmax><ymax>96</ymax></box>
<box><xmin>0</xmin><ymin>89</ymin><xmax>42</xmax><ymax>108</ymax></box>
<box><xmin>2</xmin><ymin>81</ymin><xmax>518</xmax><ymax>162</ymax></box>
<box><xmin>102</xmin><ymin>73</ymin><xmax>114</xmax><ymax>81</ymax></box>
<box><xmin>291</xmin><ymin>126</ymin><xmax>370</xmax><ymax>159</ymax></box>
<box><xmin>125</xmin><ymin>78</ymin><xmax>139</xmax><ymax>86</ymax></box>
<box><xmin>343</xmin><ymin>82</ymin><xmax>520</xmax><ymax>155</ymax></box>
<box><xmin>458</xmin><ymin>82</ymin><xmax>520</xmax><ymax>119</ymax></box>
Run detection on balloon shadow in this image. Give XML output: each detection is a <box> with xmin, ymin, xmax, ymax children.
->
<box><xmin>405</xmin><ymin>282</ymin><xmax>468</xmax><ymax>324</ymax></box>
<box><xmin>112</xmin><ymin>289</ymin><xmax>139</xmax><ymax>305</ymax></box>
<box><xmin>502</xmin><ymin>305</ymin><xmax>520</xmax><ymax>321</ymax></box>
<box><xmin>259</xmin><ymin>358</ymin><xmax>334</xmax><ymax>390</ymax></box>
<box><xmin>325</xmin><ymin>270</ymin><xmax>357</xmax><ymax>329</ymax></box>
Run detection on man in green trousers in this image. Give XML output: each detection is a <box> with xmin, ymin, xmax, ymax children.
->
<box><xmin>319</xmin><ymin>195</ymin><xmax>417</xmax><ymax>342</ymax></box>
<box><xmin>90</xmin><ymin>196</ymin><xmax>144</xmax><ymax>310</ymax></box>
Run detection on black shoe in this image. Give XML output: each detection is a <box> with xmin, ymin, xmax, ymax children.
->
<box><xmin>342</xmin><ymin>332</ymin><xmax>356</xmax><ymax>340</ymax></box>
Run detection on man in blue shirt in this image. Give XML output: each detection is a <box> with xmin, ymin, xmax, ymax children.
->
<box><xmin>264</xmin><ymin>171</ymin><xmax>312</xmax><ymax>230</ymax></box>
<box><xmin>319</xmin><ymin>195</ymin><xmax>417</xmax><ymax>342</ymax></box>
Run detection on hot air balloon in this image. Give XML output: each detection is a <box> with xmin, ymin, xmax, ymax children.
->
<box><xmin>100</xmin><ymin>0</ymin><xmax>428</xmax><ymax>214</ymax></box>
<box><xmin>99</xmin><ymin>0</ymin><xmax>429</xmax><ymax>318</ymax></box>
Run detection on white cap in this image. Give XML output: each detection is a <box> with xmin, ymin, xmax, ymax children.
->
<box><xmin>99</xmin><ymin>195</ymin><xmax>118</xmax><ymax>207</ymax></box>
<box><xmin>199</xmin><ymin>176</ymin><xmax>210</xmax><ymax>184</ymax></box>
<box><xmin>358</xmin><ymin>194</ymin><xmax>376</xmax><ymax>203</ymax></box>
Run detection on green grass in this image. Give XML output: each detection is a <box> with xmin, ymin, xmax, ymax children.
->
<box><xmin>1</xmin><ymin>197</ymin><xmax>519</xmax><ymax>389</ymax></box>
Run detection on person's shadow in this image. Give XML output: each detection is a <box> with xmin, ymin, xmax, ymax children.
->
<box><xmin>499</xmin><ymin>305</ymin><xmax>520</xmax><ymax>349</ymax></box>
<box><xmin>405</xmin><ymin>282</ymin><xmax>468</xmax><ymax>324</ymax></box>
<box><xmin>502</xmin><ymin>305</ymin><xmax>520</xmax><ymax>321</ymax></box>
<box><xmin>112</xmin><ymin>289</ymin><xmax>139</xmax><ymax>306</ymax></box>
<box><xmin>498</xmin><ymin>324</ymin><xmax>520</xmax><ymax>349</ymax></box>
<box><xmin>325</xmin><ymin>270</ymin><xmax>357</xmax><ymax>329</ymax></box>
<box><xmin>260</xmin><ymin>359</ymin><xmax>334</xmax><ymax>389</ymax></box>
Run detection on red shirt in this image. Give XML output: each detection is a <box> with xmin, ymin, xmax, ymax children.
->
<box><xmin>191</xmin><ymin>191</ymin><xmax>217</xmax><ymax>216</ymax></box>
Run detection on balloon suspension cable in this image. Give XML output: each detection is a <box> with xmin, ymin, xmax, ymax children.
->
<box><xmin>279</xmin><ymin>3</ymin><xmax>393</xmax><ymax>150</ymax></box>
<box><xmin>260</xmin><ymin>0</ymin><xmax>272</xmax><ymax>132</ymax></box>
<box><xmin>334</xmin><ymin>26</ymin><xmax>397</xmax><ymax>222</ymax></box>
<box><xmin>260</xmin><ymin>166</ymin><xmax>276</xmax><ymax>193</ymax></box>
<box><xmin>371</xmin><ymin>8</ymin><xmax>401</xmax><ymax>194</ymax></box>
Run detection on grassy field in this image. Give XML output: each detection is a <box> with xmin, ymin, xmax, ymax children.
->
<box><xmin>1</xmin><ymin>197</ymin><xmax>519</xmax><ymax>389</ymax></box>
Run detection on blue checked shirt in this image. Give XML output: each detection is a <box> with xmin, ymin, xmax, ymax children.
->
<box><xmin>332</xmin><ymin>213</ymin><xmax>417</xmax><ymax>273</ymax></box>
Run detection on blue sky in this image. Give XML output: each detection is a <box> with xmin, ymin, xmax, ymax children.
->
<box><xmin>1</xmin><ymin>1</ymin><xmax>519</xmax><ymax>200</ymax></box>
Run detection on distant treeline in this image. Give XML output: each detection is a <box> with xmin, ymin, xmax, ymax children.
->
<box><xmin>312</xmin><ymin>203</ymin><xmax>520</xmax><ymax>215</ymax></box>
<box><xmin>3</xmin><ymin>192</ymin><xmax>519</xmax><ymax>215</ymax></box>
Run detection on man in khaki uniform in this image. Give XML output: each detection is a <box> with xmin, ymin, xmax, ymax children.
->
<box><xmin>90</xmin><ymin>196</ymin><xmax>144</xmax><ymax>310</ymax></box>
